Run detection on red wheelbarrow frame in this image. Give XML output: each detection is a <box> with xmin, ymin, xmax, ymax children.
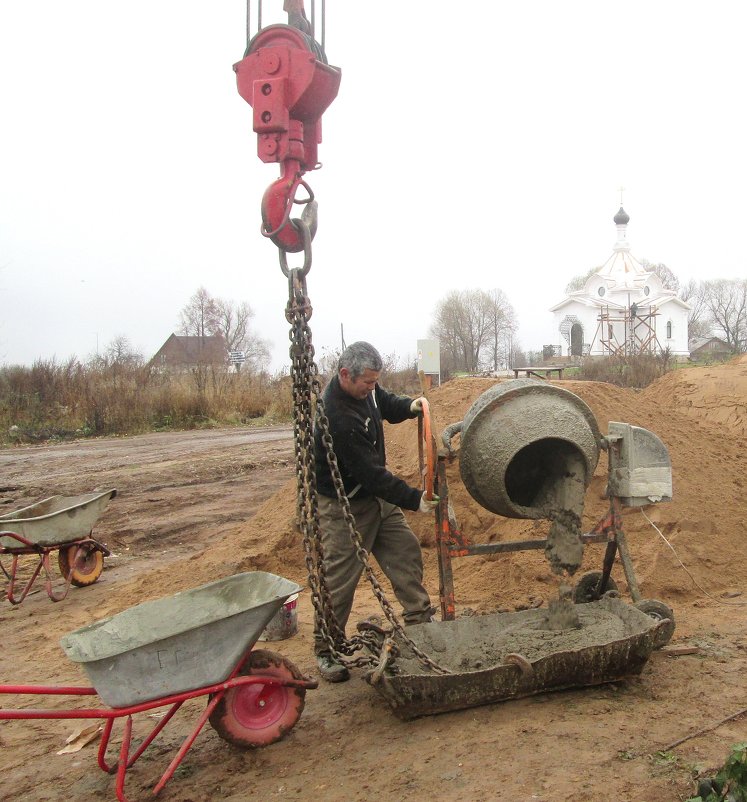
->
<box><xmin>0</xmin><ymin>651</ymin><xmax>318</xmax><ymax>802</ymax></box>
<box><xmin>0</xmin><ymin>532</ymin><xmax>110</xmax><ymax>604</ymax></box>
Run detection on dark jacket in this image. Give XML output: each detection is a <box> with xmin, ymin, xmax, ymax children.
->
<box><xmin>314</xmin><ymin>376</ymin><xmax>421</xmax><ymax>511</ymax></box>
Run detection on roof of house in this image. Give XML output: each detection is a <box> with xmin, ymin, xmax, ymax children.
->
<box><xmin>689</xmin><ymin>336</ymin><xmax>731</xmax><ymax>351</ymax></box>
<box><xmin>151</xmin><ymin>334</ymin><xmax>227</xmax><ymax>364</ymax></box>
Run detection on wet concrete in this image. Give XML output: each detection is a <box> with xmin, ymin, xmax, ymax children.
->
<box><xmin>394</xmin><ymin>602</ymin><xmax>645</xmax><ymax>676</ymax></box>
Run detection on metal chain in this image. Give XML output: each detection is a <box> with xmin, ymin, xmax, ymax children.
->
<box><xmin>281</xmin><ymin>218</ymin><xmax>451</xmax><ymax>676</ymax></box>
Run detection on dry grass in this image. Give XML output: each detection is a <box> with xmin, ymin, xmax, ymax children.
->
<box><xmin>0</xmin><ymin>359</ymin><xmax>293</xmax><ymax>445</ymax></box>
<box><xmin>0</xmin><ymin>357</ymin><xmax>421</xmax><ymax>445</ymax></box>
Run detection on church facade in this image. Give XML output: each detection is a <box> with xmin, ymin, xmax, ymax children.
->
<box><xmin>549</xmin><ymin>208</ymin><xmax>690</xmax><ymax>359</ymax></box>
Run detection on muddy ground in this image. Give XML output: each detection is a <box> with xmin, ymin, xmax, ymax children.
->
<box><xmin>1</xmin><ymin>363</ymin><xmax>747</xmax><ymax>802</ymax></box>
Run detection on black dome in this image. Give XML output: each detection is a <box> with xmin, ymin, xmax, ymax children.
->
<box><xmin>614</xmin><ymin>206</ymin><xmax>630</xmax><ymax>225</ymax></box>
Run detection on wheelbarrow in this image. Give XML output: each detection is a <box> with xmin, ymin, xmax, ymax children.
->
<box><xmin>0</xmin><ymin>489</ymin><xmax>116</xmax><ymax>604</ymax></box>
<box><xmin>0</xmin><ymin>571</ymin><xmax>317</xmax><ymax>802</ymax></box>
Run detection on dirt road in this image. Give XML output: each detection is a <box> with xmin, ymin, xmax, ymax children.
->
<box><xmin>0</xmin><ymin>413</ymin><xmax>745</xmax><ymax>802</ymax></box>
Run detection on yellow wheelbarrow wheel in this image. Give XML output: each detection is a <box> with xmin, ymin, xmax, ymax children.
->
<box><xmin>58</xmin><ymin>543</ymin><xmax>104</xmax><ymax>587</ymax></box>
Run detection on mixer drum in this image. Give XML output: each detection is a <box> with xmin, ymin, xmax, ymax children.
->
<box><xmin>458</xmin><ymin>379</ymin><xmax>602</xmax><ymax>519</ymax></box>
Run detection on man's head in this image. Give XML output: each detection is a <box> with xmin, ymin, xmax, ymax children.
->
<box><xmin>338</xmin><ymin>341</ymin><xmax>382</xmax><ymax>400</ymax></box>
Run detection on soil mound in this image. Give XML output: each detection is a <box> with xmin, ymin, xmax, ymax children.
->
<box><xmin>640</xmin><ymin>359</ymin><xmax>747</xmax><ymax>436</ymax></box>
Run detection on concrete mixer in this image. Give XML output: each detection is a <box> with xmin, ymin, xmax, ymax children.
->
<box><xmin>365</xmin><ymin>379</ymin><xmax>676</xmax><ymax>719</ymax></box>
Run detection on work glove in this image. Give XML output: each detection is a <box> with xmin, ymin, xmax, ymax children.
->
<box><xmin>410</xmin><ymin>397</ymin><xmax>426</xmax><ymax>414</ymax></box>
<box><xmin>419</xmin><ymin>492</ymin><xmax>440</xmax><ymax>513</ymax></box>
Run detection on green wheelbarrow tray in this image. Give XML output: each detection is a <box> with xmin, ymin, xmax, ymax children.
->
<box><xmin>366</xmin><ymin>596</ymin><xmax>666</xmax><ymax>720</ymax></box>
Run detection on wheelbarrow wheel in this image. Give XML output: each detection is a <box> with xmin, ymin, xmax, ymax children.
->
<box><xmin>573</xmin><ymin>571</ymin><xmax>618</xmax><ymax>604</ymax></box>
<box><xmin>57</xmin><ymin>544</ymin><xmax>104</xmax><ymax>587</ymax></box>
<box><xmin>635</xmin><ymin>599</ymin><xmax>675</xmax><ymax>648</ymax></box>
<box><xmin>209</xmin><ymin>649</ymin><xmax>306</xmax><ymax>748</ymax></box>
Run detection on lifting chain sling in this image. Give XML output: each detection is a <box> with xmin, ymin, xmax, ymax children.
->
<box><xmin>235</xmin><ymin>2</ymin><xmax>449</xmax><ymax>676</ymax></box>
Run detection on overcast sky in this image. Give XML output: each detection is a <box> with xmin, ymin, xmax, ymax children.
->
<box><xmin>1</xmin><ymin>1</ymin><xmax>746</xmax><ymax>371</ymax></box>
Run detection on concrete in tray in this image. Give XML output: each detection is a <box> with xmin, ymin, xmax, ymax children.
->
<box><xmin>369</xmin><ymin>597</ymin><xmax>663</xmax><ymax>720</ymax></box>
<box><xmin>60</xmin><ymin>571</ymin><xmax>301</xmax><ymax>708</ymax></box>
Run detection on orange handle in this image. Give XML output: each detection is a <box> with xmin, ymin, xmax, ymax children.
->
<box><xmin>417</xmin><ymin>398</ymin><xmax>436</xmax><ymax>501</ymax></box>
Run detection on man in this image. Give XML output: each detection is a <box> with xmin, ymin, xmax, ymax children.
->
<box><xmin>313</xmin><ymin>341</ymin><xmax>438</xmax><ymax>682</ymax></box>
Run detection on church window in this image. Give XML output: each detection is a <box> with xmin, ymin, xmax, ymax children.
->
<box><xmin>666</xmin><ymin>321</ymin><xmax>672</xmax><ymax>339</ymax></box>
<box><xmin>644</xmin><ymin>286</ymin><xmax>650</xmax><ymax>296</ymax></box>
<box><xmin>598</xmin><ymin>286</ymin><xmax>605</xmax><ymax>297</ymax></box>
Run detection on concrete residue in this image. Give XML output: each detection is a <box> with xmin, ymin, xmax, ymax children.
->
<box><xmin>544</xmin><ymin>581</ymin><xmax>580</xmax><ymax>631</ymax></box>
<box><xmin>540</xmin><ymin>450</ymin><xmax>587</xmax><ymax>577</ymax></box>
<box><xmin>520</xmin><ymin>448</ymin><xmax>587</xmax><ymax>629</ymax></box>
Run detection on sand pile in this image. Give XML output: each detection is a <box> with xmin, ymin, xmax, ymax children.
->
<box><xmin>640</xmin><ymin>354</ymin><xmax>747</xmax><ymax>436</ymax></box>
<box><xmin>197</xmin><ymin>364</ymin><xmax>747</xmax><ymax>615</ymax></box>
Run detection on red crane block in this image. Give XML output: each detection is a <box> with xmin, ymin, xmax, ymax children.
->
<box><xmin>234</xmin><ymin>25</ymin><xmax>341</xmax><ymax>172</ymax></box>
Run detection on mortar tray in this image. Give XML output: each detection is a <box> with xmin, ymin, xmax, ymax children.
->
<box><xmin>368</xmin><ymin>597</ymin><xmax>664</xmax><ymax>720</ymax></box>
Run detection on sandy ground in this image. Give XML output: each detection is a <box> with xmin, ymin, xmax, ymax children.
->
<box><xmin>1</xmin><ymin>360</ymin><xmax>747</xmax><ymax>802</ymax></box>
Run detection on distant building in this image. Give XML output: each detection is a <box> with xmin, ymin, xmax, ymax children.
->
<box><xmin>550</xmin><ymin>207</ymin><xmax>691</xmax><ymax>359</ymax></box>
<box><xmin>150</xmin><ymin>334</ymin><xmax>227</xmax><ymax>372</ymax></box>
<box><xmin>689</xmin><ymin>336</ymin><xmax>732</xmax><ymax>362</ymax></box>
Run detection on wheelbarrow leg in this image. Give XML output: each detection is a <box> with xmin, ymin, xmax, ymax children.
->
<box><xmin>152</xmin><ymin>693</ymin><xmax>223</xmax><ymax>796</ymax></box>
<box><xmin>43</xmin><ymin>550</ymin><xmax>74</xmax><ymax>602</ymax></box>
<box><xmin>97</xmin><ymin>718</ymin><xmax>116</xmax><ymax>773</ymax></box>
<box><xmin>115</xmin><ymin>715</ymin><xmax>135</xmax><ymax>802</ymax></box>
<box><xmin>126</xmin><ymin>701</ymin><xmax>183</xmax><ymax>770</ymax></box>
<box><xmin>6</xmin><ymin>554</ymin><xmax>44</xmax><ymax>605</ymax></box>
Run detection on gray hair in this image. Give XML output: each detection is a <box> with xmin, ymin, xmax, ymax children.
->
<box><xmin>338</xmin><ymin>341</ymin><xmax>382</xmax><ymax>379</ymax></box>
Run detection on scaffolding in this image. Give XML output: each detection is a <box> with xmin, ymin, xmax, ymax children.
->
<box><xmin>591</xmin><ymin>303</ymin><xmax>662</xmax><ymax>356</ymax></box>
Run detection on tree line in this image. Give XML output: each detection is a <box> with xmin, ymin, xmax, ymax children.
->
<box><xmin>65</xmin><ymin>269</ymin><xmax>747</xmax><ymax>387</ymax></box>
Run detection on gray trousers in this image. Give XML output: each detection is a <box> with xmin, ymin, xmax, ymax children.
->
<box><xmin>313</xmin><ymin>495</ymin><xmax>433</xmax><ymax>655</ymax></box>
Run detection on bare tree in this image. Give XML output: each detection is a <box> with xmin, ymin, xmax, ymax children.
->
<box><xmin>106</xmin><ymin>335</ymin><xmax>143</xmax><ymax>367</ymax></box>
<box><xmin>430</xmin><ymin>289</ymin><xmax>514</xmax><ymax>375</ymax></box>
<box><xmin>177</xmin><ymin>288</ymin><xmax>271</xmax><ymax>374</ymax></box>
<box><xmin>565</xmin><ymin>267</ymin><xmax>598</xmax><ymax>294</ymax></box>
<box><xmin>179</xmin><ymin>287</ymin><xmax>219</xmax><ymax>339</ymax></box>
<box><xmin>213</xmin><ymin>297</ymin><xmax>272</xmax><ymax>371</ymax></box>
<box><xmin>702</xmin><ymin>278</ymin><xmax>747</xmax><ymax>353</ymax></box>
<box><xmin>487</xmin><ymin>288</ymin><xmax>517</xmax><ymax>372</ymax></box>
<box><xmin>214</xmin><ymin>299</ymin><xmax>251</xmax><ymax>352</ymax></box>
<box><xmin>679</xmin><ymin>280</ymin><xmax>711</xmax><ymax>341</ymax></box>
<box><xmin>640</xmin><ymin>260</ymin><xmax>680</xmax><ymax>292</ymax></box>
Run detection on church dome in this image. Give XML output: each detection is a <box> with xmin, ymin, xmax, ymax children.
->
<box><xmin>614</xmin><ymin>206</ymin><xmax>630</xmax><ymax>225</ymax></box>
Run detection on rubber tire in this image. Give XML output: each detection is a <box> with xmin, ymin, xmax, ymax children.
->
<box><xmin>573</xmin><ymin>571</ymin><xmax>618</xmax><ymax>604</ymax></box>
<box><xmin>57</xmin><ymin>544</ymin><xmax>104</xmax><ymax>587</ymax></box>
<box><xmin>209</xmin><ymin>649</ymin><xmax>306</xmax><ymax>748</ymax></box>
<box><xmin>635</xmin><ymin>598</ymin><xmax>675</xmax><ymax>648</ymax></box>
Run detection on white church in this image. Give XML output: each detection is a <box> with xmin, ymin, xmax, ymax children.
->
<box><xmin>549</xmin><ymin>207</ymin><xmax>691</xmax><ymax>359</ymax></box>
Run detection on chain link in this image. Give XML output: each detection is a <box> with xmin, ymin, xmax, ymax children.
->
<box><xmin>281</xmin><ymin>217</ymin><xmax>451</xmax><ymax>676</ymax></box>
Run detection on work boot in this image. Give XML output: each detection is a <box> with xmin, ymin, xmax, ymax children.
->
<box><xmin>315</xmin><ymin>653</ymin><xmax>350</xmax><ymax>683</ymax></box>
<box><xmin>404</xmin><ymin>606</ymin><xmax>437</xmax><ymax>626</ymax></box>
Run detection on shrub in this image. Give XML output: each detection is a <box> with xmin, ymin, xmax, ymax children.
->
<box><xmin>575</xmin><ymin>352</ymin><xmax>674</xmax><ymax>389</ymax></box>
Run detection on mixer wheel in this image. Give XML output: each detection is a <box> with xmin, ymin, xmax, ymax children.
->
<box><xmin>635</xmin><ymin>599</ymin><xmax>675</xmax><ymax>648</ymax></box>
<box><xmin>573</xmin><ymin>571</ymin><xmax>618</xmax><ymax>604</ymax></box>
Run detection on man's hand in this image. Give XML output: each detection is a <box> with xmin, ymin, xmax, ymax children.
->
<box><xmin>410</xmin><ymin>397</ymin><xmax>426</xmax><ymax>415</ymax></box>
<box><xmin>419</xmin><ymin>492</ymin><xmax>440</xmax><ymax>513</ymax></box>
